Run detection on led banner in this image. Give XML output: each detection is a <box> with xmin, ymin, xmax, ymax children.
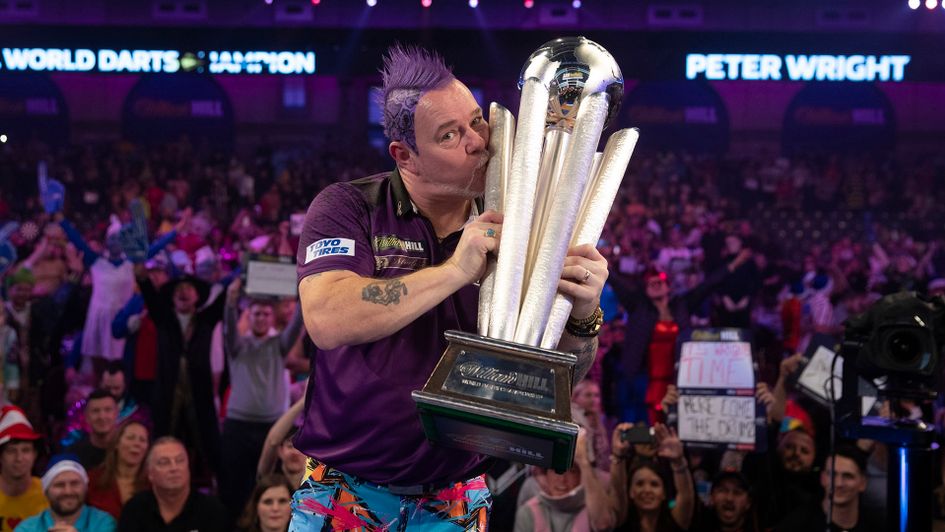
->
<box><xmin>686</xmin><ymin>53</ymin><xmax>911</xmax><ymax>82</ymax></box>
<box><xmin>0</xmin><ymin>47</ymin><xmax>316</xmax><ymax>75</ymax></box>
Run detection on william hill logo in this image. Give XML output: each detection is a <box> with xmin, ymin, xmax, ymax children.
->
<box><xmin>373</xmin><ymin>235</ymin><xmax>425</xmax><ymax>253</ymax></box>
<box><xmin>458</xmin><ymin>362</ymin><xmax>517</xmax><ymax>385</ymax></box>
<box><xmin>457</xmin><ymin>362</ymin><xmax>550</xmax><ymax>393</ymax></box>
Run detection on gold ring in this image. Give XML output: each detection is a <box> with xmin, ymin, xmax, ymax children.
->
<box><xmin>582</xmin><ymin>268</ymin><xmax>591</xmax><ymax>283</ymax></box>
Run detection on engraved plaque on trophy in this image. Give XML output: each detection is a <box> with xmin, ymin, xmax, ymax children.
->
<box><xmin>412</xmin><ymin>331</ymin><xmax>579</xmax><ymax>472</ymax></box>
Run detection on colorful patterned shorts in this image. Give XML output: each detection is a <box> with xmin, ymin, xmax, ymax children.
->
<box><xmin>289</xmin><ymin>458</ymin><xmax>492</xmax><ymax>531</ymax></box>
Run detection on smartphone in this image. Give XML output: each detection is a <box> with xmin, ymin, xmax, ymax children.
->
<box><xmin>620</xmin><ymin>425</ymin><xmax>654</xmax><ymax>444</ymax></box>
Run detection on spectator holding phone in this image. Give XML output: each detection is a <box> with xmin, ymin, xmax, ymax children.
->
<box><xmin>608</xmin><ymin>423</ymin><xmax>694</xmax><ymax>532</ymax></box>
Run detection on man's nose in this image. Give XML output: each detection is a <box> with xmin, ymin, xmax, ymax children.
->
<box><xmin>466</xmin><ymin>128</ymin><xmax>487</xmax><ymax>154</ymax></box>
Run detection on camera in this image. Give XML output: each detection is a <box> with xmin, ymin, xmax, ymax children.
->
<box><xmin>842</xmin><ymin>291</ymin><xmax>945</xmax><ymax>400</ymax></box>
<box><xmin>838</xmin><ymin>291</ymin><xmax>942</xmax><ymax>531</ymax></box>
<box><xmin>620</xmin><ymin>424</ymin><xmax>654</xmax><ymax>444</ymax></box>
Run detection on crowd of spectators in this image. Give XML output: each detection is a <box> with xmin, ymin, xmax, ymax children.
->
<box><xmin>0</xmin><ymin>136</ymin><xmax>944</xmax><ymax>531</ymax></box>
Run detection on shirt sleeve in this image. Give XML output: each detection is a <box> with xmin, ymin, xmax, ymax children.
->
<box><xmin>296</xmin><ymin>183</ymin><xmax>375</xmax><ymax>283</ymax></box>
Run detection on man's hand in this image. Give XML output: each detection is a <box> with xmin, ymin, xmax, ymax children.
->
<box><xmin>661</xmin><ymin>384</ymin><xmax>680</xmax><ymax>414</ymax></box>
<box><xmin>227</xmin><ymin>278</ymin><xmax>242</xmax><ymax>305</ymax></box>
<box><xmin>443</xmin><ymin>210</ymin><xmax>503</xmax><ymax>285</ymax></box>
<box><xmin>756</xmin><ymin>382</ymin><xmax>775</xmax><ymax>409</ymax></box>
<box><xmin>779</xmin><ymin>352</ymin><xmax>806</xmax><ymax>380</ymax></box>
<box><xmin>558</xmin><ymin>244</ymin><xmax>609</xmax><ymax>319</ymax></box>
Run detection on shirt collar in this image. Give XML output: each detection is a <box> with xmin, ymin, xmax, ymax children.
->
<box><xmin>390</xmin><ymin>167</ymin><xmax>416</xmax><ymax>218</ymax></box>
<box><xmin>390</xmin><ymin>167</ymin><xmax>485</xmax><ymax>219</ymax></box>
<box><xmin>40</xmin><ymin>506</ymin><xmax>91</xmax><ymax>528</ymax></box>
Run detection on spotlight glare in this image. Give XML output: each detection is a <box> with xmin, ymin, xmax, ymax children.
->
<box><xmin>926</xmin><ymin>0</ymin><xmax>937</xmax><ymax>8</ymax></box>
<box><xmin>264</xmin><ymin>0</ymin><xmax>272</xmax><ymax>5</ymax></box>
<box><xmin>908</xmin><ymin>0</ymin><xmax>920</xmax><ymax>8</ymax></box>
<box><xmin>421</xmin><ymin>0</ymin><xmax>431</xmax><ymax>6</ymax></box>
<box><xmin>367</xmin><ymin>0</ymin><xmax>376</xmax><ymax>5</ymax></box>
<box><xmin>0</xmin><ymin>134</ymin><xmax>7</xmax><ymax>143</ymax></box>
<box><xmin>311</xmin><ymin>0</ymin><xmax>320</xmax><ymax>5</ymax></box>
<box><xmin>524</xmin><ymin>0</ymin><xmax>533</xmax><ymax>7</ymax></box>
<box><xmin>572</xmin><ymin>0</ymin><xmax>581</xmax><ymax>7</ymax></box>
<box><xmin>469</xmin><ymin>0</ymin><xmax>477</xmax><ymax>6</ymax></box>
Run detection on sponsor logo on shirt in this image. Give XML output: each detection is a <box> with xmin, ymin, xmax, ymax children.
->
<box><xmin>305</xmin><ymin>238</ymin><xmax>355</xmax><ymax>264</ymax></box>
<box><xmin>372</xmin><ymin>235</ymin><xmax>425</xmax><ymax>253</ymax></box>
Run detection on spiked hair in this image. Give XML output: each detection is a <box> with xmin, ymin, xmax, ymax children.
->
<box><xmin>378</xmin><ymin>44</ymin><xmax>455</xmax><ymax>152</ymax></box>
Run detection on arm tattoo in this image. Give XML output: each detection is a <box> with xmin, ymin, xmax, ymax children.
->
<box><xmin>569</xmin><ymin>337</ymin><xmax>598</xmax><ymax>384</ymax></box>
<box><xmin>361</xmin><ymin>279</ymin><xmax>408</xmax><ymax>306</ymax></box>
<box><xmin>300</xmin><ymin>272</ymin><xmax>324</xmax><ymax>286</ymax></box>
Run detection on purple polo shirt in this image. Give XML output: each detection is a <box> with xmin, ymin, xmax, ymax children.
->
<box><xmin>295</xmin><ymin>169</ymin><xmax>486</xmax><ymax>486</ymax></box>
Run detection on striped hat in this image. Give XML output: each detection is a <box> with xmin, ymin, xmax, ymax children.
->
<box><xmin>0</xmin><ymin>406</ymin><xmax>41</xmax><ymax>446</ymax></box>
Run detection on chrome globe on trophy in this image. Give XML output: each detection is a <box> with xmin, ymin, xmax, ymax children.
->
<box><xmin>413</xmin><ymin>37</ymin><xmax>640</xmax><ymax>473</ymax></box>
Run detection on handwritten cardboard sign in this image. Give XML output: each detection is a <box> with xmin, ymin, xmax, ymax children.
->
<box><xmin>677</xmin><ymin>341</ymin><xmax>754</xmax><ymax>389</ymax></box>
<box><xmin>672</xmin><ymin>329</ymin><xmax>763</xmax><ymax>451</ymax></box>
<box><xmin>677</xmin><ymin>395</ymin><xmax>756</xmax><ymax>446</ymax></box>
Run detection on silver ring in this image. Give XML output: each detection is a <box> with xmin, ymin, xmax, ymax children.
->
<box><xmin>582</xmin><ymin>268</ymin><xmax>591</xmax><ymax>283</ymax></box>
<box><xmin>485</xmin><ymin>228</ymin><xmax>496</xmax><ymax>238</ymax></box>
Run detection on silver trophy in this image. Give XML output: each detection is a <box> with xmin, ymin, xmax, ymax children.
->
<box><xmin>414</xmin><ymin>37</ymin><xmax>639</xmax><ymax>472</ymax></box>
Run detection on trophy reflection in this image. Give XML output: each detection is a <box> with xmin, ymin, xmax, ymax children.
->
<box><xmin>413</xmin><ymin>36</ymin><xmax>639</xmax><ymax>473</ymax></box>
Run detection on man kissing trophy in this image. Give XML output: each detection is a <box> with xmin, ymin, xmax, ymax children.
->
<box><xmin>413</xmin><ymin>36</ymin><xmax>639</xmax><ymax>473</ymax></box>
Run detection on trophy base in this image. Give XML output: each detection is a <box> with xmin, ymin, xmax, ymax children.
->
<box><xmin>412</xmin><ymin>330</ymin><xmax>579</xmax><ymax>473</ymax></box>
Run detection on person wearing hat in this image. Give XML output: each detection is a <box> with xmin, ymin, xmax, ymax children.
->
<box><xmin>13</xmin><ymin>456</ymin><xmax>114</xmax><ymax>532</ymax></box>
<box><xmin>0</xmin><ymin>406</ymin><xmax>46</xmax><ymax>532</ymax></box>
<box><xmin>57</xmin><ymin>212</ymin><xmax>181</xmax><ymax>380</ymax></box>
<box><xmin>689</xmin><ymin>470</ymin><xmax>758</xmax><ymax>532</ymax></box>
<box><xmin>133</xmin><ymin>263</ymin><xmax>223</xmax><ymax>484</ymax></box>
<box><xmin>2</xmin><ymin>269</ymin><xmax>35</xmax><ymax>403</ymax></box>
<box><xmin>2</xmin><ymin>269</ymin><xmax>35</xmax><ymax>336</ymax></box>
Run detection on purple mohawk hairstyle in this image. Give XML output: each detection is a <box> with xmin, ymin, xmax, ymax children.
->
<box><xmin>379</xmin><ymin>44</ymin><xmax>455</xmax><ymax>153</ymax></box>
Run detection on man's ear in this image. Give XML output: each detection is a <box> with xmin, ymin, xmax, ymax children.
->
<box><xmin>389</xmin><ymin>141</ymin><xmax>418</xmax><ymax>175</ymax></box>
